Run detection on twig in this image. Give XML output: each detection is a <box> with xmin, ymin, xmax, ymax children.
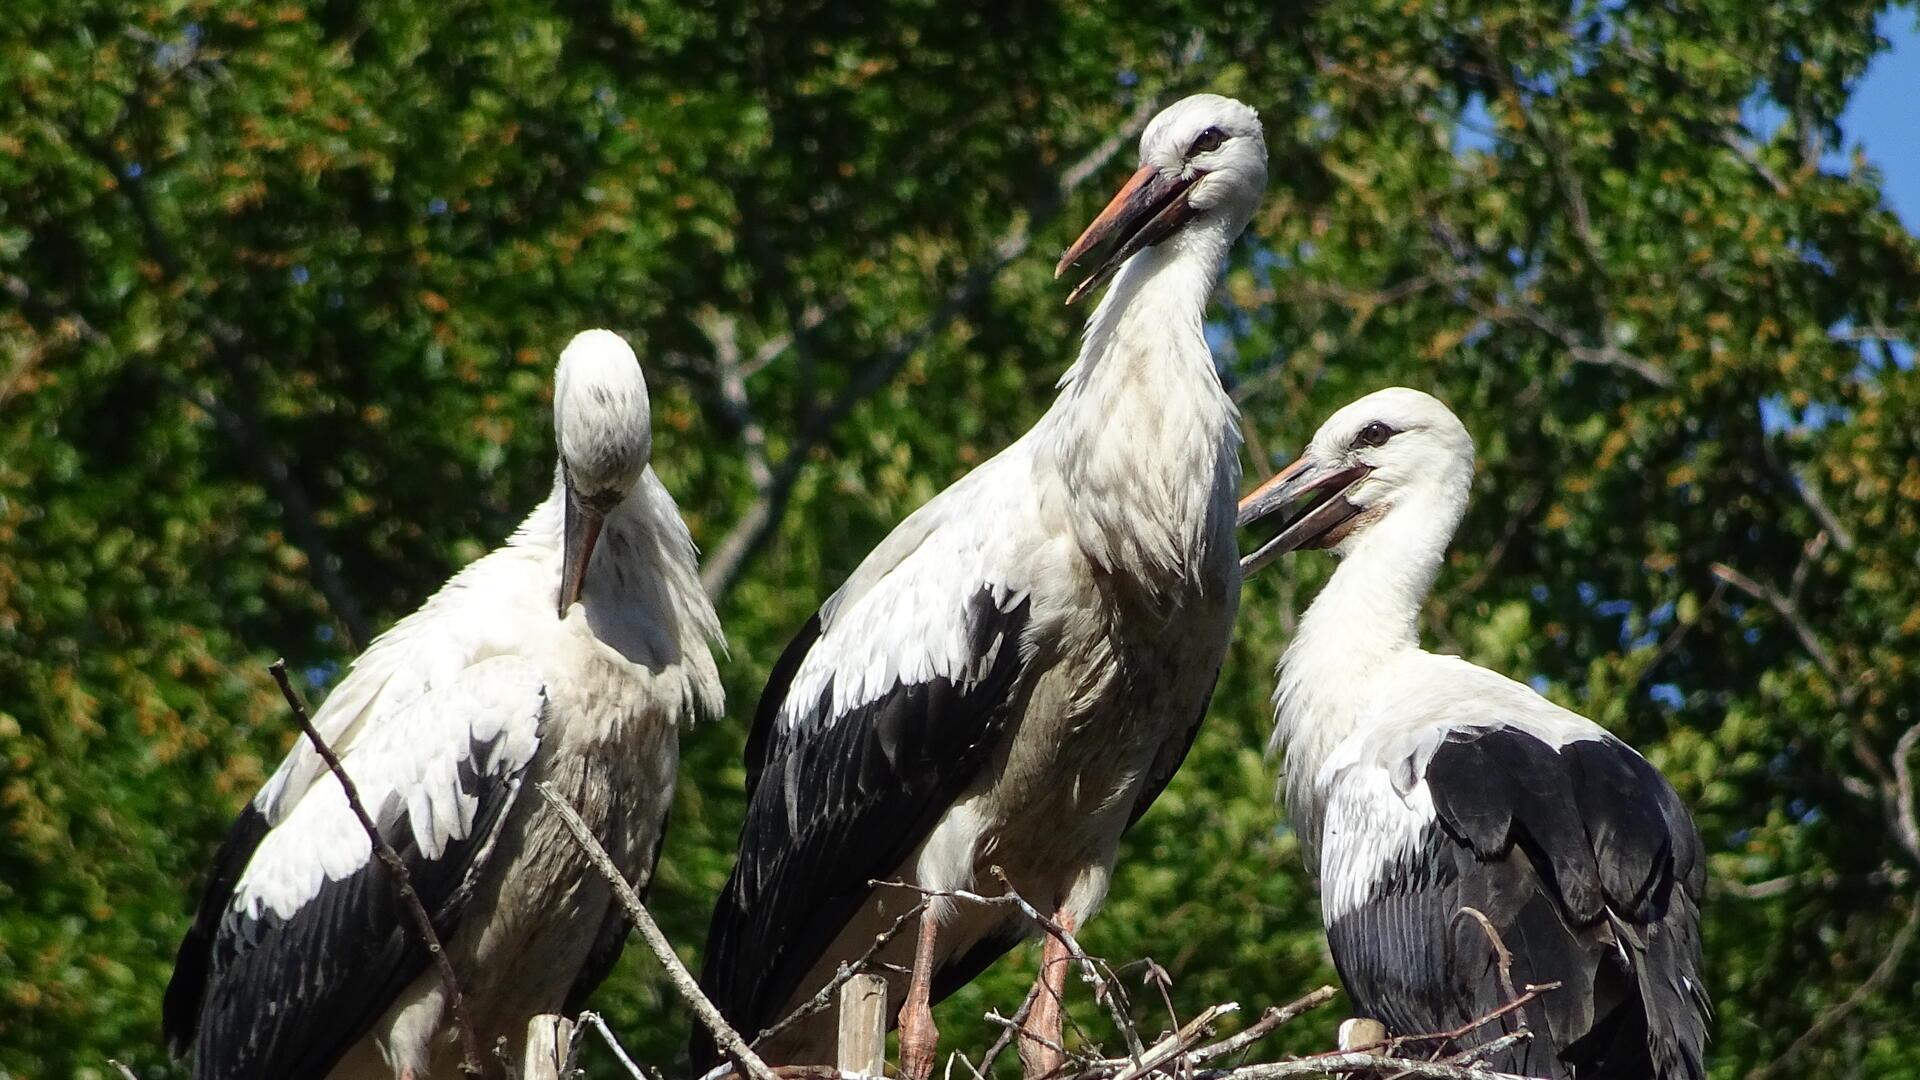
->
<box><xmin>1133</xmin><ymin>959</ymin><xmax>1180</xmax><ymax>1043</ymax></box>
<box><xmin>1709</xmin><ymin>563</ymin><xmax>1853</xmax><ymax>705</ymax></box>
<box><xmin>1787</xmin><ymin>470</ymin><xmax>1856</xmax><ymax>553</ymax></box>
<box><xmin>1711</xmin><ymin>866</ymin><xmax>1909</xmax><ymax>900</ymax></box>
<box><xmin>535</xmin><ymin>783</ymin><xmax>780</xmax><ymax>1080</ymax></box>
<box><xmin>985</xmin><ymin>869</ymin><xmax>1143</xmax><ymax>1061</ymax></box>
<box><xmin>1109</xmin><ymin>1003</ymin><xmax>1237</xmax><ymax>1080</ymax></box>
<box><xmin>1892</xmin><ymin>723</ymin><xmax>1920</xmax><ymax>867</ymax></box>
<box><xmin>267</xmin><ymin>660</ymin><xmax>483</xmax><ymax>1075</ymax></box>
<box><xmin>1185</xmin><ymin>987</ymin><xmax>1339</xmax><ymax>1065</ymax></box>
<box><xmin>872</xmin><ymin>872</ymin><xmax>1147</xmax><ymax>1063</ymax></box>
<box><xmin>698</xmin><ymin>311</ymin><xmax>775</xmax><ymax>496</ymax></box>
<box><xmin>751</xmin><ymin>900</ymin><xmax>930</xmax><ymax>1048</ymax></box>
<box><xmin>980</xmin><ymin>981</ymin><xmax>1044</xmax><ymax>1075</ymax></box>
<box><xmin>1431</xmin><ymin>1028</ymin><xmax>1532</xmax><ymax>1069</ymax></box>
<box><xmin>983</xmin><ymin>1011</ymin><xmax>1079</xmax><ymax>1065</ymax></box>
<box><xmin>1721</xmin><ymin>130</ymin><xmax>1789</xmax><ymax>195</ymax></box>
<box><xmin>1749</xmin><ymin>901</ymin><xmax>1920</xmax><ymax>1080</ymax></box>
<box><xmin>107</xmin><ymin>1061</ymin><xmax>140</xmax><ymax>1080</ymax></box>
<box><xmin>1472</xmin><ymin>293</ymin><xmax>1671</xmax><ymax>387</ymax></box>
<box><xmin>1447</xmin><ymin>907</ymin><xmax>1518</xmax><ymax>1006</ymax></box>
<box><xmin>1392</xmin><ymin>982</ymin><xmax>1560</xmax><ymax>1048</ymax></box>
<box><xmin>578</xmin><ymin>1010</ymin><xmax>646</xmax><ymax>1080</ymax></box>
<box><xmin>1193</xmin><ymin>1051</ymin><xmax>1534</xmax><ymax>1080</ymax></box>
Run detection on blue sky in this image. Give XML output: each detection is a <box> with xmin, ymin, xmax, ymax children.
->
<box><xmin>1454</xmin><ymin>8</ymin><xmax>1917</xmax><ymax>223</ymax></box>
<box><xmin>1838</xmin><ymin>7</ymin><xmax>1918</xmax><ymax>226</ymax></box>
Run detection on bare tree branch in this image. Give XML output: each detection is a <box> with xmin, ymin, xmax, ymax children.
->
<box><xmin>1748</xmin><ymin>901</ymin><xmax>1920</xmax><ymax>1080</ymax></box>
<box><xmin>268</xmin><ymin>660</ymin><xmax>482</xmax><ymax>1075</ymax></box>
<box><xmin>1712</xmin><ymin>865</ymin><xmax>1910</xmax><ymax>901</ymax></box>
<box><xmin>1892</xmin><ymin>723</ymin><xmax>1920</xmax><ymax>868</ymax></box>
<box><xmin>1195</xmin><ymin>1049</ymin><xmax>1535</xmax><ymax>1080</ymax></box>
<box><xmin>872</xmin><ymin>871</ymin><xmax>1147</xmax><ymax>1064</ymax></box>
<box><xmin>1184</xmin><ymin>987</ymin><xmax>1338</xmax><ymax>1066</ymax></box>
<box><xmin>1709</xmin><ymin>562</ymin><xmax>1851</xmax><ymax>704</ymax></box>
<box><xmin>700</xmin><ymin>91</ymin><xmax>1169</xmax><ymax>599</ymax></box>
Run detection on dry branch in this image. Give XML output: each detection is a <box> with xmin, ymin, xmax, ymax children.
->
<box><xmin>527</xmin><ymin>777</ymin><xmax>1554</xmax><ymax>1080</ymax></box>
<box><xmin>699</xmin><ymin>85</ymin><xmax>1178</xmax><ymax>599</ymax></box>
<box><xmin>268</xmin><ymin>659</ymin><xmax>483</xmax><ymax>1075</ymax></box>
<box><xmin>1185</xmin><ymin>987</ymin><xmax>1338</xmax><ymax>1065</ymax></box>
<box><xmin>576</xmin><ymin>1010</ymin><xmax>647</xmax><ymax>1080</ymax></box>
<box><xmin>535</xmin><ymin>783</ymin><xmax>781</xmax><ymax>1080</ymax></box>
<box><xmin>871</xmin><ymin>872</ymin><xmax>1146</xmax><ymax>1064</ymax></box>
<box><xmin>751</xmin><ymin>899</ymin><xmax>930</xmax><ymax>1049</ymax></box>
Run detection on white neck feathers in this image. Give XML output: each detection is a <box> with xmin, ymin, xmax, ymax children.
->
<box><xmin>1270</xmin><ymin>483</ymin><xmax>1464</xmax><ymax>848</ymax></box>
<box><xmin>1035</xmin><ymin>219</ymin><xmax>1242</xmax><ymax>606</ymax></box>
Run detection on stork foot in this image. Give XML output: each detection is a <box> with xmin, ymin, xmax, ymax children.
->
<box><xmin>898</xmin><ymin>905</ymin><xmax>943</xmax><ymax>1080</ymax></box>
<box><xmin>898</xmin><ymin>999</ymin><xmax>940</xmax><ymax>1080</ymax></box>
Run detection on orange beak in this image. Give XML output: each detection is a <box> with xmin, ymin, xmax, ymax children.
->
<box><xmin>1055</xmin><ymin>164</ymin><xmax>1201</xmax><ymax>305</ymax></box>
<box><xmin>1237</xmin><ymin>455</ymin><xmax>1372</xmax><ymax>574</ymax></box>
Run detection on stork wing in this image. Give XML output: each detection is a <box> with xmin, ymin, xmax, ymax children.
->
<box><xmin>164</xmin><ymin>655</ymin><xmax>546</xmax><ymax>1080</ymax></box>
<box><xmin>699</xmin><ymin>469</ymin><xmax>1039</xmax><ymax>1063</ymax></box>
<box><xmin>1321</xmin><ymin>720</ymin><xmax>1707</xmax><ymax>1079</ymax></box>
<box><xmin>1126</xmin><ymin>667</ymin><xmax>1219</xmax><ymax>829</ymax></box>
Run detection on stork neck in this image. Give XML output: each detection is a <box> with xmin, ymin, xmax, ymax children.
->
<box><xmin>1058</xmin><ymin>214</ymin><xmax>1237</xmax><ymax>390</ymax></box>
<box><xmin>1035</xmin><ymin>216</ymin><xmax>1242</xmax><ymax>600</ymax></box>
<box><xmin>1272</xmin><ymin>489</ymin><xmax>1460</xmax><ymax>825</ymax></box>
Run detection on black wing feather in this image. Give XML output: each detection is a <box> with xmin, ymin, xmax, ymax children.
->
<box><xmin>696</xmin><ymin>591</ymin><xmax>1031</xmax><ymax>1068</ymax></box>
<box><xmin>164</xmin><ymin>803</ymin><xmax>272</xmax><ymax>1056</ymax></box>
<box><xmin>1327</xmin><ymin>726</ymin><xmax>1708</xmax><ymax>1080</ymax></box>
<box><xmin>744</xmin><ymin>612</ymin><xmax>823</xmax><ymax>799</ymax></box>
<box><xmin>1125</xmin><ymin>671</ymin><xmax>1217</xmax><ymax>829</ymax></box>
<box><xmin>172</xmin><ymin>735</ymin><xmax>533</xmax><ymax>1080</ymax></box>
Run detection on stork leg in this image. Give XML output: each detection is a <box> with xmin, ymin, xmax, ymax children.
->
<box><xmin>898</xmin><ymin>908</ymin><xmax>942</xmax><ymax>1080</ymax></box>
<box><xmin>1019</xmin><ymin>909</ymin><xmax>1076</xmax><ymax>1080</ymax></box>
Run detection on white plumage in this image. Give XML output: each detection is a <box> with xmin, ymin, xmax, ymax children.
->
<box><xmin>699</xmin><ymin>94</ymin><xmax>1268</xmax><ymax>1080</ymax></box>
<box><xmin>166</xmin><ymin>330</ymin><xmax>723</xmax><ymax>1080</ymax></box>
<box><xmin>1239</xmin><ymin>387</ymin><xmax>1708</xmax><ymax>1079</ymax></box>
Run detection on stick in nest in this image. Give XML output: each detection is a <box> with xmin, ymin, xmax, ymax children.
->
<box><xmin>268</xmin><ymin>659</ymin><xmax>484</xmax><ymax>1076</ymax></box>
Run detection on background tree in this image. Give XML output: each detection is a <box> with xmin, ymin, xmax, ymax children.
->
<box><xmin>2</xmin><ymin>0</ymin><xmax>1915</xmax><ymax>1076</ymax></box>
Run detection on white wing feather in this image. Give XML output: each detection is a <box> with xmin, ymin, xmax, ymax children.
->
<box><xmin>781</xmin><ymin>446</ymin><xmax>1054</xmax><ymax>727</ymax></box>
<box><xmin>231</xmin><ymin>655</ymin><xmax>546</xmax><ymax>921</ymax></box>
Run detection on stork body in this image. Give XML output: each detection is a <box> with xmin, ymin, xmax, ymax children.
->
<box><xmin>698</xmin><ymin>95</ymin><xmax>1268</xmax><ymax>1078</ymax></box>
<box><xmin>1239</xmin><ymin>389</ymin><xmax>1708</xmax><ymax>1079</ymax></box>
<box><xmin>164</xmin><ymin>331</ymin><xmax>723</xmax><ymax>1080</ymax></box>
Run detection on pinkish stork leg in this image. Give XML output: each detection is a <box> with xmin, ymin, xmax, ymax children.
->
<box><xmin>898</xmin><ymin>909</ymin><xmax>942</xmax><ymax>1080</ymax></box>
<box><xmin>1019</xmin><ymin>909</ymin><xmax>1076</xmax><ymax>1080</ymax></box>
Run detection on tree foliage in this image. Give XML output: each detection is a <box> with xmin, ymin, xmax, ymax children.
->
<box><xmin>2</xmin><ymin>1</ymin><xmax>1916</xmax><ymax>1077</ymax></box>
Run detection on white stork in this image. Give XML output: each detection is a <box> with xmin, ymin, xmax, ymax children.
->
<box><xmin>163</xmin><ymin>330</ymin><xmax>724</xmax><ymax>1080</ymax></box>
<box><xmin>1237</xmin><ymin>387</ymin><xmax>1708</xmax><ymax>1079</ymax></box>
<box><xmin>696</xmin><ymin>94</ymin><xmax>1268</xmax><ymax>1079</ymax></box>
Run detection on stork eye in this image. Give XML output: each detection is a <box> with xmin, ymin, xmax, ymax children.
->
<box><xmin>1353</xmin><ymin>421</ymin><xmax>1397</xmax><ymax>449</ymax></box>
<box><xmin>1189</xmin><ymin>127</ymin><xmax>1227</xmax><ymax>155</ymax></box>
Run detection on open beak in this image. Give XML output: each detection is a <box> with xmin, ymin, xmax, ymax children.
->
<box><xmin>558</xmin><ymin>478</ymin><xmax>606</xmax><ymax>618</ymax></box>
<box><xmin>1055</xmin><ymin>165</ymin><xmax>1202</xmax><ymax>305</ymax></box>
<box><xmin>1237</xmin><ymin>456</ymin><xmax>1373</xmax><ymax>575</ymax></box>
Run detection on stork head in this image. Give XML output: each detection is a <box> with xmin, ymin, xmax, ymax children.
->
<box><xmin>553</xmin><ymin>328</ymin><xmax>653</xmax><ymax>616</ymax></box>
<box><xmin>1238</xmin><ymin>388</ymin><xmax>1474</xmax><ymax>575</ymax></box>
<box><xmin>1056</xmin><ymin>93</ymin><xmax>1268</xmax><ymax>304</ymax></box>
